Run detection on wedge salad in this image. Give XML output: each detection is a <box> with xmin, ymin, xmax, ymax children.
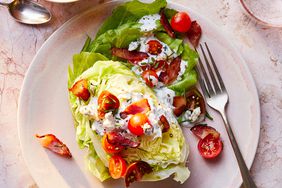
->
<box><xmin>67</xmin><ymin>0</ymin><xmax>217</xmax><ymax>186</ymax></box>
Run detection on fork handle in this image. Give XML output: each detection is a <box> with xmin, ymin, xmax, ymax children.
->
<box><xmin>220</xmin><ymin>110</ymin><xmax>257</xmax><ymax>188</ymax></box>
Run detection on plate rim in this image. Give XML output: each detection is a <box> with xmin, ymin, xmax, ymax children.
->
<box><xmin>44</xmin><ymin>0</ymin><xmax>80</xmax><ymax>3</ymax></box>
<box><xmin>17</xmin><ymin>0</ymin><xmax>261</xmax><ymax>187</ymax></box>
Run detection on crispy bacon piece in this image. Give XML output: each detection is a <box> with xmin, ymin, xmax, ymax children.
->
<box><xmin>107</xmin><ymin>129</ymin><xmax>140</xmax><ymax>148</ymax></box>
<box><xmin>125</xmin><ymin>161</ymin><xmax>153</xmax><ymax>187</ymax></box>
<box><xmin>69</xmin><ymin>79</ymin><xmax>90</xmax><ymax>101</ymax></box>
<box><xmin>159</xmin><ymin>115</ymin><xmax>170</xmax><ymax>133</ymax></box>
<box><xmin>173</xmin><ymin>96</ymin><xmax>187</xmax><ymax>117</ymax></box>
<box><xmin>111</xmin><ymin>47</ymin><xmax>149</xmax><ymax>63</ymax></box>
<box><xmin>123</xmin><ymin>99</ymin><xmax>151</xmax><ymax>115</ymax></box>
<box><xmin>190</xmin><ymin>125</ymin><xmax>220</xmax><ymax>140</ymax></box>
<box><xmin>35</xmin><ymin>134</ymin><xmax>72</xmax><ymax>158</ymax></box>
<box><xmin>158</xmin><ymin>57</ymin><xmax>181</xmax><ymax>85</ymax></box>
<box><xmin>140</xmin><ymin>60</ymin><xmax>168</xmax><ymax>72</ymax></box>
<box><xmin>160</xmin><ymin>9</ymin><xmax>175</xmax><ymax>38</ymax></box>
<box><xmin>187</xmin><ymin>21</ymin><xmax>202</xmax><ymax>47</ymax></box>
<box><xmin>147</xmin><ymin>40</ymin><xmax>163</xmax><ymax>55</ymax></box>
<box><xmin>151</xmin><ymin>60</ymin><xmax>168</xmax><ymax>71</ymax></box>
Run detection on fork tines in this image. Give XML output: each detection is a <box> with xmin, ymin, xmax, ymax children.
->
<box><xmin>196</xmin><ymin>42</ymin><xmax>226</xmax><ymax>98</ymax></box>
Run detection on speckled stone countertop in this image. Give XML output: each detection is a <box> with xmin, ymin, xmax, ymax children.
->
<box><xmin>0</xmin><ymin>0</ymin><xmax>281</xmax><ymax>187</ymax></box>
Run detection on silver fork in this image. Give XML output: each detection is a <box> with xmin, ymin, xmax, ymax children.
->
<box><xmin>196</xmin><ymin>43</ymin><xmax>257</xmax><ymax>188</ymax></box>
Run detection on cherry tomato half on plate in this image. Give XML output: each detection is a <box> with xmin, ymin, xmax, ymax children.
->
<box><xmin>128</xmin><ymin>113</ymin><xmax>150</xmax><ymax>136</ymax></box>
<box><xmin>102</xmin><ymin>134</ymin><xmax>124</xmax><ymax>154</ymax></box>
<box><xmin>109</xmin><ymin>155</ymin><xmax>127</xmax><ymax>179</ymax></box>
<box><xmin>198</xmin><ymin>134</ymin><xmax>223</xmax><ymax>159</ymax></box>
<box><xmin>171</xmin><ymin>12</ymin><xmax>192</xmax><ymax>33</ymax></box>
<box><xmin>142</xmin><ymin>70</ymin><xmax>159</xmax><ymax>88</ymax></box>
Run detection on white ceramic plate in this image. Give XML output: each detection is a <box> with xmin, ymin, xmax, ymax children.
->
<box><xmin>18</xmin><ymin>1</ymin><xmax>260</xmax><ymax>188</ymax></box>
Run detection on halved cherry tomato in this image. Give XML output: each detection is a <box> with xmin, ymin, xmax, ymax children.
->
<box><xmin>186</xmin><ymin>88</ymin><xmax>206</xmax><ymax>116</ymax></box>
<box><xmin>171</xmin><ymin>12</ymin><xmax>192</xmax><ymax>33</ymax></box>
<box><xmin>98</xmin><ymin>90</ymin><xmax>120</xmax><ymax>118</ymax></box>
<box><xmin>102</xmin><ymin>134</ymin><xmax>124</xmax><ymax>154</ymax></box>
<box><xmin>147</xmin><ymin>40</ymin><xmax>163</xmax><ymax>55</ymax></box>
<box><xmin>123</xmin><ymin>98</ymin><xmax>151</xmax><ymax>116</ymax></box>
<box><xmin>69</xmin><ymin>79</ymin><xmax>90</xmax><ymax>101</ymax></box>
<box><xmin>198</xmin><ymin>134</ymin><xmax>223</xmax><ymax>159</ymax></box>
<box><xmin>128</xmin><ymin>113</ymin><xmax>149</xmax><ymax>136</ymax></box>
<box><xmin>109</xmin><ymin>155</ymin><xmax>127</xmax><ymax>179</ymax></box>
<box><xmin>142</xmin><ymin>70</ymin><xmax>159</xmax><ymax>88</ymax></box>
<box><xmin>35</xmin><ymin>134</ymin><xmax>72</xmax><ymax>158</ymax></box>
<box><xmin>173</xmin><ymin>96</ymin><xmax>187</xmax><ymax>117</ymax></box>
<box><xmin>190</xmin><ymin>125</ymin><xmax>220</xmax><ymax>139</ymax></box>
<box><xmin>125</xmin><ymin>161</ymin><xmax>152</xmax><ymax>187</ymax></box>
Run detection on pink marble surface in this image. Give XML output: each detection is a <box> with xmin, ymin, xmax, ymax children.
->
<box><xmin>0</xmin><ymin>0</ymin><xmax>281</xmax><ymax>187</ymax></box>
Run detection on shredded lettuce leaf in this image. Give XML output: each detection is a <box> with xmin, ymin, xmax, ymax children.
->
<box><xmin>68</xmin><ymin>52</ymin><xmax>108</xmax><ymax>87</ymax></box>
<box><xmin>87</xmin><ymin>23</ymin><xmax>142</xmax><ymax>58</ymax></box>
<box><xmin>86</xmin><ymin>144</ymin><xmax>111</xmax><ymax>182</ymax></box>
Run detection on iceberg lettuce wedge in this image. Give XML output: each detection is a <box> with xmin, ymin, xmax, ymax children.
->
<box><xmin>68</xmin><ymin>60</ymin><xmax>190</xmax><ymax>183</ymax></box>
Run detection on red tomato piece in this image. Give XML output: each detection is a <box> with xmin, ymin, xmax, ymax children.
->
<box><xmin>147</xmin><ymin>40</ymin><xmax>163</xmax><ymax>55</ymax></box>
<box><xmin>142</xmin><ymin>70</ymin><xmax>159</xmax><ymax>88</ymax></box>
<box><xmin>190</xmin><ymin>125</ymin><xmax>220</xmax><ymax>139</ymax></box>
<box><xmin>128</xmin><ymin>113</ymin><xmax>150</xmax><ymax>136</ymax></box>
<box><xmin>123</xmin><ymin>99</ymin><xmax>151</xmax><ymax>115</ymax></box>
<box><xmin>69</xmin><ymin>79</ymin><xmax>90</xmax><ymax>101</ymax></box>
<box><xmin>109</xmin><ymin>155</ymin><xmax>127</xmax><ymax>179</ymax></box>
<box><xmin>125</xmin><ymin>161</ymin><xmax>153</xmax><ymax>187</ymax></box>
<box><xmin>198</xmin><ymin>134</ymin><xmax>223</xmax><ymax>159</ymax></box>
<box><xmin>102</xmin><ymin>134</ymin><xmax>124</xmax><ymax>154</ymax></box>
<box><xmin>98</xmin><ymin>90</ymin><xmax>120</xmax><ymax>119</ymax></box>
<box><xmin>35</xmin><ymin>134</ymin><xmax>72</xmax><ymax>158</ymax></box>
<box><xmin>171</xmin><ymin>12</ymin><xmax>192</xmax><ymax>33</ymax></box>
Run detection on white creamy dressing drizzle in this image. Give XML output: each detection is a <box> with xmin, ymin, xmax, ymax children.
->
<box><xmin>182</xmin><ymin>107</ymin><xmax>201</xmax><ymax>123</ymax></box>
<box><xmin>79</xmin><ymin>97</ymin><xmax>98</xmax><ymax>119</ymax></box>
<box><xmin>79</xmin><ymin>89</ymin><xmax>178</xmax><ymax>139</ymax></box>
<box><xmin>128</xmin><ymin>36</ymin><xmax>179</xmax><ymax>88</ymax></box>
<box><xmin>176</xmin><ymin>59</ymin><xmax>188</xmax><ymax>81</ymax></box>
<box><xmin>138</xmin><ymin>14</ymin><xmax>161</xmax><ymax>32</ymax></box>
